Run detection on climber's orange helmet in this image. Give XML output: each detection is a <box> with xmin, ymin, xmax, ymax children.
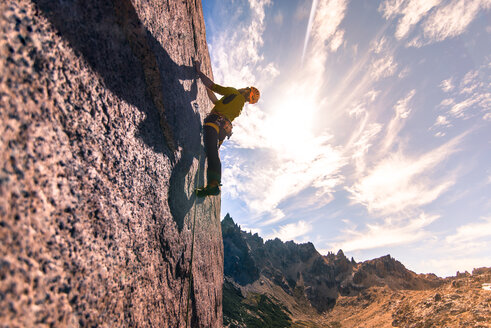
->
<box><xmin>248</xmin><ymin>86</ymin><xmax>260</xmax><ymax>104</ymax></box>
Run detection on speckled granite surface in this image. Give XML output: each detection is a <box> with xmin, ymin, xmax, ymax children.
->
<box><xmin>0</xmin><ymin>0</ymin><xmax>222</xmax><ymax>326</ymax></box>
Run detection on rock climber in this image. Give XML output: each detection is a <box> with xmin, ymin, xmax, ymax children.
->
<box><xmin>194</xmin><ymin>60</ymin><xmax>260</xmax><ymax>197</ymax></box>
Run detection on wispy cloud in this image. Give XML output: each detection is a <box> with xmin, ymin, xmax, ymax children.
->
<box><xmin>206</xmin><ymin>0</ymin><xmax>491</xmax><ymax>278</ymax></box>
<box><xmin>370</xmin><ymin>36</ymin><xmax>389</xmax><ymax>54</ymax></box>
<box><xmin>266</xmin><ymin>220</ymin><xmax>313</xmax><ymax>242</ymax></box>
<box><xmin>448</xmin><ymin>94</ymin><xmax>488</xmax><ymax>118</ymax></box>
<box><xmin>380</xmin><ymin>89</ymin><xmax>416</xmax><ymax>153</ymax></box>
<box><xmin>446</xmin><ymin>216</ymin><xmax>491</xmax><ymax>243</ymax></box>
<box><xmin>304</xmin><ymin>0</ymin><xmax>348</xmax><ymax>64</ymax></box>
<box><xmin>347</xmin><ymin>134</ymin><xmax>463</xmax><ymax>215</ymax></box>
<box><xmin>331</xmin><ymin>213</ymin><xmax>440</xmax><ymax>252</ymax></box>
<box><xmin>209</xmin><ymin>0</ymin><xmax>275</xmax><ymax>88</ymax></box>
<box><xmin>380</xmin><ymin>0</ymin><xmax>442</xmax><ymax>39</ymax></box>
<box><xmin>219</xmin><ymin>0</ymin><xmax>349</xmax><ymax>224</ymax></box>
<box><xmin>440</xmin><ymin>78</ymin><xmax>454</xmax><ymax>92</ymax></box>
<box><xmin>379</xmin><ymin>0</ymin><xmax>491</xmax><ymax>46</ymax></box>
<box><xmin>421</xmin><ymin>0</ymin><xmax>491</xmax><ymax>43</ymax></box>
<box><xmin>438</xmin><ymin>65</ymin><xmax>491</xmax><ymax>121</ymax></box>
<box><xmin>433</xmin><ymin>115</ymin><xmax>451</xmax><ymax>127</ymax></box>
<box><xmin>370</xmin><ymin>55</ymin><xmax>398</xmax><ymax>81</ymax></box>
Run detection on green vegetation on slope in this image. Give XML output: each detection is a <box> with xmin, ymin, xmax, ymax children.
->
<box><xmin>223</xmin><ymin>281</ymin><xmax>292</xmax><ymax>328</ymax></box>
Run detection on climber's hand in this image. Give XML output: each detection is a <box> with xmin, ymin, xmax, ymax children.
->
<box><xmin>194</xmin><ymin>60</ymin><xmax>201</xmax><ymax>75</ymax></box>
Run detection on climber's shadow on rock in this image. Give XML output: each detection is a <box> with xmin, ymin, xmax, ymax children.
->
<box><xmin>33</xmin><ymin>0</ymin><xmax>204</xmax><ymax>231</ymax></box>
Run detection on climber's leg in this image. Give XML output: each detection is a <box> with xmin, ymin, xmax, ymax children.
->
<box><xmin>197</xmin><ymin>124</ymin><xmax>221</xmax><ymax>197</ymax></box>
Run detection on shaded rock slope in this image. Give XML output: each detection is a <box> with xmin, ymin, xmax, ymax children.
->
<box><xmin>1</xmin><ymin>0</ymin><xmax>223</xmax><ymax>327</ymax></box>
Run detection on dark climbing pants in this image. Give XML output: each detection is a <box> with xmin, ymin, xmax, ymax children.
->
<box><xmin>203</xmin><ymin>113</ymin><xmax>230</xmax><ymax>185</ymax></box>
<box><xmin>203</xmin><ymin>125</ymin><xmax>222</xmax><ymax>185</ymax></box>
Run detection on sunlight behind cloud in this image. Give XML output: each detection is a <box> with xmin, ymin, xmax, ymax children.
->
<box><xmin>217</xmin><ymin>0</ymin><xmax>350</xmax><ymax>224</ymax></box>
<box><xmin>205</xmin><ymin>0</ymin><xmax>490</xmax><ymax>276</ymax></box>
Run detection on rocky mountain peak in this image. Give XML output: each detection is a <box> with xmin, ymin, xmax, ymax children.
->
<box><xmin>222</xmin><ymin>214</ymin><xmax>444</xmax><ymax>317</ymax></box>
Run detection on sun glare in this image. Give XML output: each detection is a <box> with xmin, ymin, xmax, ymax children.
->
<box><xmin>267</xmin><ymin>86</ymin><xmax>319</xmax><ymax>159</ymax></box>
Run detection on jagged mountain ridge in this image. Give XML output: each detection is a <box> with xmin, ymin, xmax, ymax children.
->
<box><xmin>222</xmin><ymin>214</ymin><xmax>442</xmax><ymax>314</ymax></box>
<box><xmin>222</xmin><ymin>215</ymin><xmax>491</xmax><ymax>327</ymax></box>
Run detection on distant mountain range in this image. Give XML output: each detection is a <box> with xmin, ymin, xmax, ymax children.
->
<box><xmin>221</xmin><ymin>214</ymin><xmax>490</xmax><ymax>327</ymax></box>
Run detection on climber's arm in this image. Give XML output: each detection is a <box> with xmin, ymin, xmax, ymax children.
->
<box><xmin>194</xmin><ymin>60</ymin><xmax>219</xmax><ymax>104</ymax></box>
<box><xmin>206</xmin><ymin>88</ymin><xmax>219</xmax><ymax>104</ymax></box>
<box><xmin>194</xmin><ymin>60</ymin><xmax>214</xmax><ymax>89</ymax></box>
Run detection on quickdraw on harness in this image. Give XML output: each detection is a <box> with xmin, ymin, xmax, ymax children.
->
<box><xmin>204</xmin><ymin>111</ymin><xmax>233</xmax><ymax>146</ymax></box>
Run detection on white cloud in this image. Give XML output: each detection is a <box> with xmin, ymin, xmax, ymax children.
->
<box><xmin>380</xmin><ymin>89</ymin><xmax>416</xmax><ymax>153</ymax></box>
<box><xmin>370</xmin><ymin>36</ymin><xmax>389</xmax><ymax>54</ymax></box>
<box><xmin>240</xmin><ymin>225</ymin><xmax>263</xmax><ymax>236</ymax></box>
<box><xmin>446</xmin><ymin>217</ymin><xmax>491</xmax><ymax>243</ymax></box>
<box><xmin>440</xmin><ymin>78</ymin><xmax>454</xmax><ymax>92</ymax></box>
<box><xmin>224</xmin><ymin>129</ymin><xmax>345</xmax><ymax>220</ymax></box>
<box><xmin>351</xmin><ymin>123</ymin><xmax>383</xmax><ymax>173</ymax></box>
<box><xmin>434</xmin><ymin>115</ymin><xmax>451</xmax><ymax>127</ymax></box>
<box><xmin>260</xmin><ymin>208</ymin><xmax>286</xmax><ymax>226</ymax></box>
<box><xmin>449</xmin><ymin>93</ymin><xmax>489</xmax><ymax>118</ymax></box>
<box><xmin>329</xmin><ymin>29</ymin><xmax>345</xmax><ymax>52</ymax></box>
<box><xmin>396</xmin><ymin>0</ymin><xmax>442</xmax><ymax>39</ymax></box>
<box><xmin>347</xmin><ymin>134</ymin><xmax>463</xmax><ymax>215</ymax></box>
<box><xmin>266</xmin><ymin>220</ymin><xmax>313</xmax><ymax>242</ymax></box>
<box><xmin>379</xmin><ymin>0</ymin><xmax>405</xmax><ymax>19</ymax></box>
<box><xmin>370</xmin><ymin>55</ymin><xmax>398</xmax><ymax>81</ymax></box>
<box><xmin>220</xmin><ymin>0</ymin><xmax>349</xmax><ymax>223</ymax></box>
<box><xmin>422</xmin><ymin>0</ymin><xmax>491</xmax><ymax>43</ymax></box>
<box><xmin>380</xmin><ymin>0</ymin><xmax>491</xmax><ymax>46</ymax></box>
<box><xmin>379</xmin><ymin>0</ymin><xmax>442</xmax><ymax>39</ymax></box>
<box><xmin>437</xmin><ymin>66</ymin><xmax>491</xmax><ymax>121</ymax></box>
<box><xmin>398</xmin><ymin>67</ymin><xmax>410</xmax><ymax>78</ymax></box>
<box><xmin>209</xmin><ymin>0</ymin><xmax>272</xmax><ymax>87</ymax></box>
<box><xmin>331</xmin><ymin>213</ymin><xmax>440</xmax><ymax>252</ymax></box>
<box><xmin>304</xmin><ymin>0</ymin><xmax>348</xmax><ymax>65</ymax></box>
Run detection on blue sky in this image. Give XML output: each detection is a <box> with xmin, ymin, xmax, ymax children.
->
<box><xmin>201</xmin><ymin>0</ymin><xmax>491</xmax><ymax>277</ymax></box>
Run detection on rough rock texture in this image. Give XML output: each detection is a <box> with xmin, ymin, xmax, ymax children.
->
<box><xmin>325</xmin><ymin>268</ymin><xmax>491</xmax><ymax>328</ymax></box>
<box><xmin>390</xmin><ymin>268</ymin><xmax>491</xmax><ymax>328</ymax></box>
<box><xmin>0</xmin><ymin>0</ymin><xmax>223</xmax><ymax>327</ymax></box>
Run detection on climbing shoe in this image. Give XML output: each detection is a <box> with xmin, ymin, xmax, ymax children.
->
<box><xmin>196</xmin><ymin>181</ymin><xmax>221</xmax><ymax>197</ymax></box>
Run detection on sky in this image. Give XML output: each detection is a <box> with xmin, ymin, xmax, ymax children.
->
<box><xmin>201</xmin><ymin>0</ymin><xmax>491</xmax><ymax>277</ymax></box>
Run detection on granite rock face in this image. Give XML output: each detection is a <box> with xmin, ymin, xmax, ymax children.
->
<box><xmin>0</xmin><ymin>0</ymin><xmax>223</xmax><ymax>327</ymax></box>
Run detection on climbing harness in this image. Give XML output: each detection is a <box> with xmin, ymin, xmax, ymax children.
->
<box><xmin>204</xmin><ymin>112</ymin><xmax>233</xmax><ymax>146</ymax></box>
